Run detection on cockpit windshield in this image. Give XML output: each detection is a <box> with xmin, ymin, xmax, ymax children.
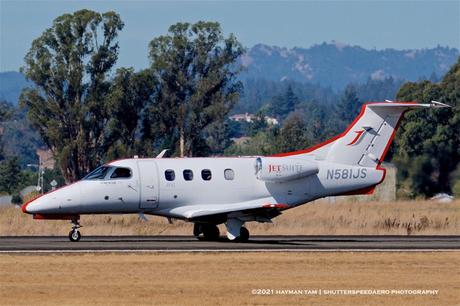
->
<box><xmin>83</xmin><ymin>166</ymin><xmax>112</xmax><ymax>180</ymax></box>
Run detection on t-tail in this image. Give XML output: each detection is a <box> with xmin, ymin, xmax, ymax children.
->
<box><xmin>273</xmin><ymin>100</ymin><xmax>450</xmax><ymax>168</ymax></box>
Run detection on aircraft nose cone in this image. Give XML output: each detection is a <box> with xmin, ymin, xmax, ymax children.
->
<box><xmin>21</xmin><ymin>195</ymin><xmax>43</xmax><ymax>214</ymax></box>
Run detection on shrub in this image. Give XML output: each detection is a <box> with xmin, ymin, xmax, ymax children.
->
<box><xmin>11</xmin><ymin>193</ymin><xmax>23</xmax><ymax>205</ymax></box>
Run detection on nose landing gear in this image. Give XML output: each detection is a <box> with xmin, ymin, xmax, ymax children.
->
<box><xmin>68</xmin><ymin>218</ymin><xmax>82</xmax><ymax>242</ymax></box>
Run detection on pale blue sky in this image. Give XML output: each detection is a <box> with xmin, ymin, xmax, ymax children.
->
<box><xmin>0</xmin><ymin>0</ymin><xmax>459</xmax><ymax>72</ymax></box>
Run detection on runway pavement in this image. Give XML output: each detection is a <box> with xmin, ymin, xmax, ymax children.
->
<box><xmin>0</xmin><ymin>235</ymin><xmax>459</xmax><ymax>252</ymax></box>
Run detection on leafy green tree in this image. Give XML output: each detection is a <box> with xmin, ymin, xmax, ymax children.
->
<box><xmin>226</xmin><ymin>119</ymin><xmax>244</xmax><ymax>139</ymax></box>
<box><xmin>235</xmin><ymin>78</ymin><xmax>337</xmax><ymax>114</ymax></box>
<box><xmin>270</xmin><ymin>85</ymin><xmax>298</xmax><ymax>119</ymax></box>
<box><xmin>145</xmin><ymin>21</ymin><xmax>243</xmax><ymax>157</ymax></box>
<box><xmin>204</xmin><ymin>119</ymin><xmax>234</xmax><ymax>155</ymax></box>
<box><xmin>247</xmin><ymin>111</ymin><xmax>268</xmax><ymax>136</ymax></box>
<box><xmin>452</xmin><ymin>165</ymin><xmax>460</xmax><ymax>197</ymax></box>
<box><xmin>355</xmin><ymin>77</ymin><xmax>404</xmax><ymax>102</ymax></box>
<box><xmin>0</xmin><ymin>100</ymin><xmax>12</xmax><ymax>123</ymax></box>
<box><xmin>11</xmin><ymin>194</ymin><xmax>23</xmax><ymax>205</ymax></box>
<box><xmin>296</xmin><ymin>100</ymin><xmax>339</xmax><ymax>143</ymax></box>
<box><xmin>337</xmin><ymin>85</ymin><xmax>362</xmax><ymax>124</ymax></box>
<box><xmin>0</xmin><ymin>157</ymin><xmax>22</xmax><ymax>194</ymax></box>
<box><xmin>41</xmin><ymin>167</ymin><xmax>66</xmax><ymax>193</ymax></box>
<box><xmin>275</xmin><ymin>112</ymin><xmax>310</xmax><ymax>152</ymax></box>
<box><xmin>105</xmin><ymin>68</ymin><xmax>156</xmax><ymax>159</ymax></box>
<box><xmin>0</xmin><ymin>100</ymin><xmax>13</xmax><ymax>161</ymax></box>
<box><xmin>395</xmin><ymin>58</ymin><xmax>460</xmax><ymax>196</ymax></box>
<box><xmin>20</xmin><ymin>169</ymin><xmax>39</xmax><ymax>190</ymax></box>
<box><xmin>20</xmin><ymin>10</ymin><xmax>124</xmax><ymax>182</ymax></box>
<box><xmin>1</xmin><ymin>105</ymin><xmax>43</xmax><ymax>167</ymax></box>
<box><xmin>224</xmin><ymin>130</ymin><xmax>278</xmax><ymax>156</ymax></box>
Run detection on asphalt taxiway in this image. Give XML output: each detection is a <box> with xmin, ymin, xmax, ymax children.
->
<box><xmin>0</xmin><ymin>235</ymin><xmax>458</xmax><ymax>252</ymax></box>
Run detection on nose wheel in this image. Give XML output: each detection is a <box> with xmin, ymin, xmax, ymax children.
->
<box><xmin>68</xmin><ymin>218</ymin><xmax>82</xmax><ymax>242</ymax></box>
<box><xmin>69</xmin><ymin>229</ymin><xmax>81</xmax><ymax>242</ymax></box>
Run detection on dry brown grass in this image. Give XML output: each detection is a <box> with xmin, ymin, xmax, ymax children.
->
<box><xmin>251</xmin><ymin>199</ymin><xmax>460</xmax><ymax>235</ymax></box>
<box><xmin>0</xmin><ymin>252</ymin><xmax>459</xmax><ymax>306</ymax></box>
<box><xmin>0</xmin><ymin>199</ymin><xmax>459</xmax><ymax>236</ymax></box>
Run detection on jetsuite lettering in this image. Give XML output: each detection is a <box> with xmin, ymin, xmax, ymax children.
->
<box><xmin>268</xmin><ymin>164</ymin><xmax>303</xmax><ymax>173</ymax></box>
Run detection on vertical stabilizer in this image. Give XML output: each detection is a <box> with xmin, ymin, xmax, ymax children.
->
<box><xmin>325</xmin><ymin>102</ymin><xmax>446</xmax><ymax>167</ymax></box>
<box><xmin>272</xmin><ymin>101</ymin><xmax>449</xmax><ymax>168</ymax></box>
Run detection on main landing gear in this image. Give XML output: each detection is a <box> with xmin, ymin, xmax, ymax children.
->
<box><xmin>193</xmin><ymin>223</ymin><xmax>220</xmax><ymax>241</ymax></box>
<box><xmin>238</xmin><ymin>227</ymin><xmax>250</xmax><ymax>242</ymax></box>
<box><xmin>193</xmin><ymin>219</ymin><xmax>250</xmax><ymax>242</ymax></box>
<box><xmin>68</xmin><ymin>218</ymin><xmax>82</xmax><ymax>242</ymax></box>
<box><xmin>225</xmin><ymin>218</ymin><xmax>250</xmax><ymax>242</ymax></box>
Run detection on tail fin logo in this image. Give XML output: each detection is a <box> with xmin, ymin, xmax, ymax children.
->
<box><xmin>347</xmin><ymin>130</ymin><xmax>365</xmax><ymax>146</ymax></box>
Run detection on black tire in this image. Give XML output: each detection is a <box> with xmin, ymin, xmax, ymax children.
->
<box><xmin>68</xmin><ymin>230</ymin><xmax>81</xmax><ymax>242</ymax></box>
<box><xmin>202</xmin><ymin>224</ymin><xmax>220</xmax><ymax>241</ymax></box>
<box><xmin>193</xmin><ymin>223</ymin><xmax>202</xmax><ymax>237</ymax></box>
<box><xmin>238</xmin><ymin>227</ymin><xmax>250</xmax><ymax>242</ymax></box>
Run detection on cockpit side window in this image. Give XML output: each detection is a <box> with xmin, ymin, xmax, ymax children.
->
<box><xmin>110</xmin><ymin>167</ymin><xmax>132</xmax><ymax>179</ymax></box>
<box><xmin>83</xmin><ymin>166</ymin><xmax>112</xmax><ymax>180</ymax></box>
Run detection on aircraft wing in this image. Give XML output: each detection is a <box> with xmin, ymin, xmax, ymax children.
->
<box><xmin>165</xmin><ymin>199</ymin><xmax>290</xmax><ymax>221</ymax></box>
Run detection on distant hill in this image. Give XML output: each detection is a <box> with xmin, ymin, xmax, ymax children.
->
<box><xmin>1</xmin><ymin>42</ymin><xmax>458</xmax><ymax>105</ymax></box>
<box><xmin>240</xmin><ymin>42</ymin><xmax>458</xmax><ymax>89</ymax></box>
<box><xmin>0</xmin><ymin>71</ymin><xmax>31</xmax><ymax>105</ymax></box>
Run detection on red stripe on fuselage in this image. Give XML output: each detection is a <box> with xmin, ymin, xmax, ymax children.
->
<box><xmin>33</xmin><ymin>214</ymin><xmax>79</xmax><ymax>220</ymax></box>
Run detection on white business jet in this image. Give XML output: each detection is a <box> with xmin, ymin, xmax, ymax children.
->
<box><xmin>22</xmin><ymin>101</ymin><xmax>449</xmax><ymax>242</ymax></box>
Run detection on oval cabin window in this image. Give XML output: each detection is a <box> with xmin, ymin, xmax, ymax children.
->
<box><xmin>201</xmin><ymin>169</ymin><xmax>212</xmax><ymax>181</ymax></box>
<box><xmin>183</xmin><ymin>169</ymin><xmax>194</xmax><ymax>181</ymax></box>
<box><xmin>224</xmin><ymin>169</ymin><xmax>234</xmax><ymax>180</ymax></box>
<box><xmin>165</xmin><ymin>169</ymin><xmax>175</xmax><ymax>181</ymax></box>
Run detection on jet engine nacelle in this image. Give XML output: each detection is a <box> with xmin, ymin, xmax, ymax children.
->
<box><xmin>254</xmin><ymin>157</ymin><xmax>319</xmax><ymax>182</ymax></box>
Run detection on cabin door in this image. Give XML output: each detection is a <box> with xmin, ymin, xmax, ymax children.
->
<box><xmin>137</xmin><ymin>160</ymin><xmax>160</xmax><ymax>209</ymax></box>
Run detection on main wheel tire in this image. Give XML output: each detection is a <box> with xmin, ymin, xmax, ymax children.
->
<box><xmin>202</xmin><ymin>224</ymin><xmax>220</xmax><ymax>241</ymax></box>
<box><xmin>238</xmin><ymin>227</ymin><xmax>250</xmax><ymax>242</ymax></box>
<box><xmin>68</xmin><ymin>230</ymin><xmax>81</xmax><ymax>242</ymax></box>
<box><xmin>193</xmin><ymin>223</ymin><xmax>202</xmax><ymax>237</ymax></box>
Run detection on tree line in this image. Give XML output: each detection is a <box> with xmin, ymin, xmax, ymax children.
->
<box><xmin>394</xmin><ymin>60</ymin><xmax>460</xmax><ymax>197</ymax></box>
